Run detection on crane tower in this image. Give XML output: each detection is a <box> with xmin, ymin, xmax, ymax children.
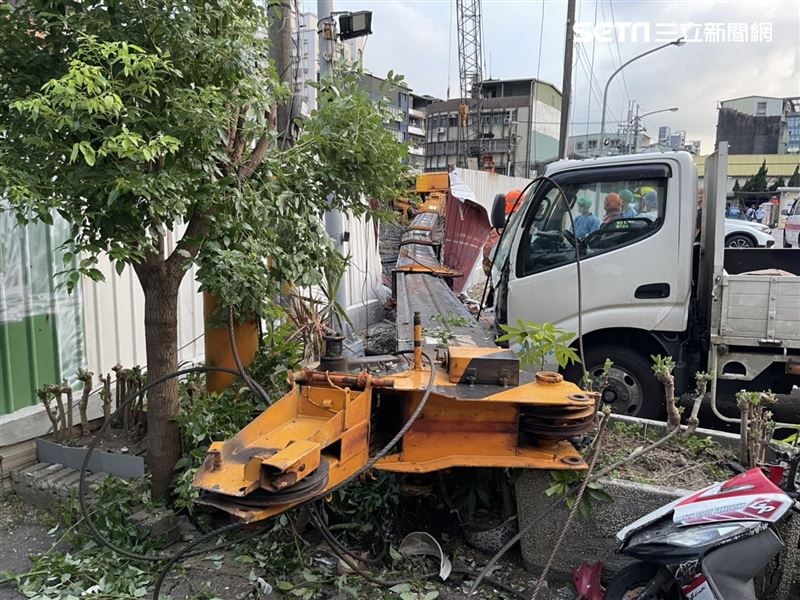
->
<box><xmin>455</xmin><ymin>0</ymin><xmax>484</xmax><ymax>168</ymax></box>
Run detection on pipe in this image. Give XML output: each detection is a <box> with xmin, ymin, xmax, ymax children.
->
<box><xmin>413</xmin><ymin>312</ymin><xmax>422</xmax><ymax>370</ymax></box>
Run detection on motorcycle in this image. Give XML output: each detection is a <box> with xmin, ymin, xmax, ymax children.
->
<box><xmin>605</xmin><ymin>451</ymin><xmax>800</xmax><ymax>599</ymax></box>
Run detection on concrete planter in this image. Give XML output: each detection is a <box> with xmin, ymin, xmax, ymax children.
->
<box><xmin>515</xmin><ymin>416</ymin><xmax>800</xmax><ymax>599</ymax></box>
<box><xmin>516</xmin><ymin>470</ymin><xmax>688</xmax><ymax>576</ymax></box>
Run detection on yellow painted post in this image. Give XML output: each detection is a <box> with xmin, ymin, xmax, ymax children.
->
<box><xmin>413</xmin><ymin>311</ymin><xmax>422</xmax><ymax>371</ymax></box>
<box><xmin>203</xmin><ymin>293</ymin><xmax>259</xmax><ymax>392</ymax></box>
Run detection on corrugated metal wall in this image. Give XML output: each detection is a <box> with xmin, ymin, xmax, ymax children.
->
<box><xmin>343</xmin><ymin>213</ymin><xmax>386</xmax><ymax>329</ymax></box>
<box><xmin>452</xmin><ymin>169</ymin><xmax>533</xmax><ymax>291</ymax></box>
<box><xmin>82</xmin><ymin>228</ymin><xmax>205</xmax><ymax>379</ymax></box>
<box><xmin>1</xmin><ymin>209</ymin><xmax>388</xmax><ymax>421</ymax></box>
<box><xmin>454</xmin><ymin>168</ymin><xmax>532</xmax><ymax>215</ymax></box>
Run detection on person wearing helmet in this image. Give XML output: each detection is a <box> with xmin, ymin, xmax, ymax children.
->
<box><xmin>640</xmin><ymin>190</ymin><xmax>659</xmax><ymax>221</ymax></box>
<box><xmin>483</xmin><ymin>189</ymin><xmax>525</xmax><ymax>275</ymax></box>
<box><xmin>619</xmin><ymin>189</ymin><xmax>637</xmax><ymax>218</ymax></box>
<box><xmin>574</xmin><ymin>196</ymin><xmax>600</xmax><ymax>238</ymax></box>
<box><xmin>504</xmin><ymin>189</ymin><xmax>523</xmax><ymax>215</ymax></box>
<box><xmin>603</xmin><ymin>192</ymin><xmax>622</xmax><ymax>225</ymax></box>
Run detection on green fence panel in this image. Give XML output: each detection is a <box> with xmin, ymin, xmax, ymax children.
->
<box><xmin>0</xmin><ymin>210</ymin><xmax>85</xmax><ymax>416</ymax></box>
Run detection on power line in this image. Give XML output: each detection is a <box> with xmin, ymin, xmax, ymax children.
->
<box><xmin>584</xmin><ymin>0</ymin><xmax>600</xmax><ymax>147</ymax></box>
<box><xmin>598</xmin><ymin>0</ymin><xmax>629</xmax><ymax>125</ymax></box>
<box><xmin>607</xmin><ymin>0</ymin><xmax>631</xmax><ymax>104</ymax></box>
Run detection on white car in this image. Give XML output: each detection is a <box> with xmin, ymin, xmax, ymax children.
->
<box><xmin>724</xmin><ymin>218</ymin><xmax>775</xmax><ymax>248</ymax></box>
<box><xmin>783</xmin><ymin>200</ymin><xmax>800</xmax><ymax>248</ymax></box>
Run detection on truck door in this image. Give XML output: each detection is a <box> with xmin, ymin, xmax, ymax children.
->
<box><xmin>506</xmin><ymin>162</ymin><xmax>689</xmax><ymax>341</ymax></box>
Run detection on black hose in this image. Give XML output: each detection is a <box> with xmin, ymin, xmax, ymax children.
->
<box><xmin>227</xmin><ymin>307</ymin><xmax>271</xmax><ymax>406</ymax></box>
<box><xmin>152</xmin><ymin>350</ymin><xmax>435</xmax><ymax>599</ymax></box>
<box><xmin>151</xmin><ymin>521</ymin><xmax>244</xmax><ymax>599</ymax></box>
<box><xmin>78</xmin><ymin>365</ymin><xmax>267</xmax><ymax>564</ymax></box>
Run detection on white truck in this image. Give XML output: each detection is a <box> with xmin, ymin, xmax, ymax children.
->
<box><xmin>489</xmin><ymin>144</ymin><xmax>800</xmax><ymax>419</ymax></box>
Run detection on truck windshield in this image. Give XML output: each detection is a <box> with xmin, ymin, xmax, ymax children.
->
<box><xmin>490</xmin><ymin>181</ymin><xmax>541</xmax><ymax>282</ymax></box>
<box><xmin>517</xmin><ymin>176</ymin><xmax>668</xmax><ymax>277</ymax></box>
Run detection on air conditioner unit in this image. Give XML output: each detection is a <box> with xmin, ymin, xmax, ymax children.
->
<box><xmin>504</xmin><ymin>116</ymin><xmax>512</xmax><ymax>124</ymax></box>
<box><xmin>436</xmin><ymin>128</ymin><xmax>446</xmax><ymax>134</ymax></box>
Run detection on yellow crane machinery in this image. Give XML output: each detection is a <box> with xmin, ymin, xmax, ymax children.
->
<box><xmin>193</xmin><ymin>196</ymin><xmax>597</xmax><ymax>524</ymax></box>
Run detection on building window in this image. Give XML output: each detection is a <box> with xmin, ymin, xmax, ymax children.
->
<box><xmin>448</xmin><ymin>115</ymin><xmax>458</xmax><ymax>128</ymax></box>
<box><xmin>757</xmin><ymin>101</ymin><xmax>767</xmax><ymax>116</ymax></box>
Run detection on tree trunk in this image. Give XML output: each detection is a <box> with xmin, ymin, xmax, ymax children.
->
<box><xmin>136</xmin><ymin>264</ymin><xmax>182</xmax><ymax>500</ymax></box>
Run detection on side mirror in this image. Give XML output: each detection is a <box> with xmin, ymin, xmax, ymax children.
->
<box><xmin>781</xmin><ymin>209</ymin><xmax>790</xmax><ymax>216</ymax></box>
<box><xmin>491</xmin><ymin>193</ymin><xmax>506</xmax><ymax>229</ymax></box>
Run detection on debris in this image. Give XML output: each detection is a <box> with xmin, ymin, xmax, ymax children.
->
<box><xmin>399</xmin><ymin>531</ymin><xmax>452</xmax><ymax>581</ymax></box>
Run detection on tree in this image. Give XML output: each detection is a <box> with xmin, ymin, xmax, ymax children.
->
<box><xmin>768</xmin><ymin>176</ymin><xmax>785</xmax><ymax>192</ymax></box>
<box><xmin>789</xmin><ymin>164</ymin><xmax>800</xmax><ymax>188</ymax></box>
<box><xmin>0</xmin><ymin>1</ymin><xmax>406</xmax><ymax>498</ymax></box>
<box><xmin>741</xmin><ymin>159</ymin><xmax>769</xmax><ymax>192</ymax></box>
<box><xmin>732</xmin><ymin>179</ymin><xmax>741</xmax><ymax>193</ymax></box>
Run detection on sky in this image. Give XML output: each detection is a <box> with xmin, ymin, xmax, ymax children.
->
<box><xmin>315</xmin><ymin>0</ymin><xmax>800</xmax><ymax>153</ymax></box>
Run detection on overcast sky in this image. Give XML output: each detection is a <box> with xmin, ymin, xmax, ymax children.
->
<box><xmin>311</xmin><ymin>0</ymin><xmax>800</xmax><ymax>153</ymax></box>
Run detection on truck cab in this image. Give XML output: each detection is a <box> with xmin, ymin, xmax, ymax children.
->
<box><xmin>490</xmin><ymin>149</ymin><xmax>800</xmax><ymax>420</ymax></box>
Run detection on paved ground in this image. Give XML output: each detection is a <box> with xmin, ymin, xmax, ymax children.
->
<box><xmin>0</xmin><ymin>490</ymin><xmax>56</xmax><ymax>600</ymax></box>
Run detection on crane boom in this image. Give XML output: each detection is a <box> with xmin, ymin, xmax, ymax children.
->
<box><xmin>455</xmin><ymin>0</ymin><xmax>484</xmax><ymax>168</ymax></box>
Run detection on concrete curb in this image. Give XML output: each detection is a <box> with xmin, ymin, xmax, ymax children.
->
<box><xmin>10</xmin><ymin>462</ymin><xmax>181</xmax><ymax>545</ymax></box>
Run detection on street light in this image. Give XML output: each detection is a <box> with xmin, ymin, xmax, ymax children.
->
<box><xmin>632</xmin><ymin>106</ymin><xmax>679</xmax><ymax>152</ymax></box>
<box><xmin>599</xmin><ymin>37</ymin><xmax>685</xmax><ymax>156</ymax></box>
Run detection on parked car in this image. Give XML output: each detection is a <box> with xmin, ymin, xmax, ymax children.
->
<box><xmin>724</xmin><ymin>218</ymin><xmax>775</xmax><ymax>247</ymax></box>
<box><xmin>783</xmin><ymin>199</ymin><xmax>800</xmax><ymax>247</ymax></box>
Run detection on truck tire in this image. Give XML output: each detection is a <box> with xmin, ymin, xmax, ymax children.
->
<box><xmin>784</xmin><ymin>230</ymin><xmax>792</xmax><ymax>248</ymax></box>
<box><xmin>564</xmin><ymin>345</ymin><xmax>665</xmax><ymax>420</ymax></box>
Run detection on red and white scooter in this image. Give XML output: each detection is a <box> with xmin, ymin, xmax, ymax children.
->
<box><xmin>605</xmin><ymin>452</ymin><xmax>800</xmax><ymax>599</ymax></box>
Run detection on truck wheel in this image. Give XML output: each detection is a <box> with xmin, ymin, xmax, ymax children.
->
<box><xmin>565</xmin><ymin>345</ymin><xmax>665</xmax><ymax>419</ymax></box>
<box><xmin>726</xmin><ymin>233</ymin><xmax>755</xmax><ymax>247</ymax></box>
<box><xmin>784</xmin><ymin>230</ymin><xmax>792</xmax><ymax>248</ymax></box>
<box><xmin>605</xmin><ymin>563</ymin><xmax>678</xmax><ymax>600</ymax></box>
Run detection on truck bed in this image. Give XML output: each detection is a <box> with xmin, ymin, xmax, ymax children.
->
<box><xmin>716</xmin><ymin>249</ymin><xmax>800</xmax><ymax>349</ymax></box>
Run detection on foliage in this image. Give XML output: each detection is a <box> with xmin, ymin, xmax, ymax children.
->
<box><xmin>581</xmin><ymin>358</ymin><xmax>613</xmax><ymax>393</ymax></box>
<box><xmin>741</xmin><ymin>159</ymin><xmax>769</xmax><ymax>192</ymax></box>
<box><xmin>6</xmin><ymin>477</ymin><xmax>163</xmax><ymax>599</ymax></box>
<box><xmin>426</xmin><ymin>311</ymin><xmax>473</xmax><ymax>347</ymax></box>
<box><xmin>496</xmin><ymin>320</ymin><xmax>580</xmax><ymax>371</ymax></box>
<box><xmin>788</xmin><ymin>164</ymin><xmax>800</xmax><ymax>188</ymax></box>
<box><xmin>1</xmin><ymin>0</ymin><xmax>408</xmax><ymax>495</ymax></box>
<box><xmin>768</xmin><ymin>177</ymin><xmax>785</xmax><ymax>192</ymax></box>
<box><xmin>678</xmin><ymin>434</ymin><xmax>720</xmax><ymax>458</ymax></box>
<box><xmin>173</xmin><ymin>326</ymin><xmax>302</xmax><ymax>514</ymax></box>
<box><xmin>736</xmin><ymin>390</ymin><xmax>776</xmax><ymax>467</ymax></box>
<box><xmin>652</xmin><ymin>354</ymin><xmax>680</xmax><ymax>431</ymax></box>
<box><xmin>243</xmin><ymin>309</ymin><xmax>306</xmax><ymax>398</ymax></box>
<box><xmin>328</xmin><ymin>471</ymin><xmax>401</xmax><ymax>538</ymax></box>
<box><xmin>545</xmin><ymin>470</ymin><xmax>612</xmax><ymax>520</ymax></box>
<box><xmin>732</xmin><ymin>179</ymin><xmax>741</xmax><ymax>192</ymax></box>
<box><xmin>437</xmin><ymin>468</ymin><xmax>516</xmax><ymax>523</ymax></box>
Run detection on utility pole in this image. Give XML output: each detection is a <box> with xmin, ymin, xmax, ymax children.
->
<box><xmin>270</xmin><ymin>2</ymin><xmax>296</xmax><ymax>147</ymax></box>
<box><xmin>318</xmin><ymin>0</ymin><xmax>349</xmax><ymax>337</ymax></box>
<box><xmin>318</xmin><ymin>0</ymin><xmax>334</xmax><ymax>79</ymax></box>
<box><xmin>558</xmin><ymin>0</ymin><xmax>576</xmax><ymax>160</ymax></box>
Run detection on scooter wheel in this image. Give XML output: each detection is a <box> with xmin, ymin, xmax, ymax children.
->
<box><xmin>605</xmin><ymin>562</ymin><xmax>678</xmax><ymax>600</ymax></box>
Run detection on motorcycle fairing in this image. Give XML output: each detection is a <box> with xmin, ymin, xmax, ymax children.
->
<box><xmin>673</xmin><ymin>468</ymin><xmax>792</xmax><ymax>526</ymax></box>
<box><xmin>701</xmin><ymin>526</ymin><xmax>784</xmax><ymax>600</ymax></box>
